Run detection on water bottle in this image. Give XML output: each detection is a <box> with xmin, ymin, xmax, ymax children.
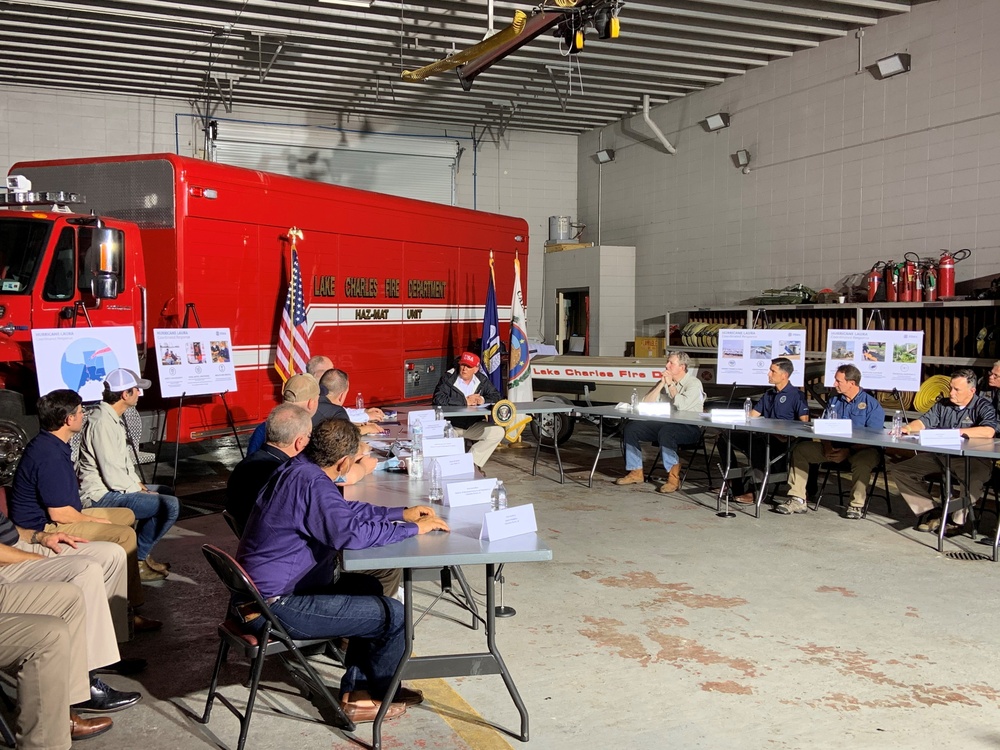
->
<box><xmin>434</xmin><ymin>405</ymin><xmax>444</xmax><ymax>421</ymax></box>
<box><xmin>743</xmin><ymin>397</ymin><xmax>752</xmax><ymax>423</ymax></box>
<box><xmin>891</xmin><ymin>410</ymin><xmax>903</xmax><ymax>439</ymax></box>
<box><xmin>491</xmin><ymin>479</ymin><xmax>507</xmax><ymax>511</ymax></box>
<box><xmin>428</xmin><ymin>459</ymin><xmax>443</xmax><ymax>503</ymax></box>
<box><xmin>410</xmin><ymin>421</ymin><xmax>423</xmax><ymax>452</ymax></box>
<box><xmin>444</xmin><ymin>421</ymin><xmax>456</xmax><ymax>439</ymax></box>
<box><xmin>409</xmin><ymin>449</ymin><xmax>423</xmax><ymax>479</ymax></box>
<box><xmin>355</xmin><ymin>392</ymin><xmax>364</xmax><ymax>410</ymax></box>
<box><xmin>630</xmin><ymin>388</ymin><xmax>639</xmax><ymax>411</ymax></box>
<box><xmin>825</xmin><ymin>403</ymin><xmax>838</xmax><ymax>419</ymax></box>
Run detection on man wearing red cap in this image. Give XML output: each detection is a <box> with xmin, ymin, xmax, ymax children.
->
<box><xmin>431</xmin><ymin>352</ymin><xmax>505</xmax><ymax>468</ymax></box>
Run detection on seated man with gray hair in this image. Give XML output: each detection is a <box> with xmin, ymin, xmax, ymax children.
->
<box><xmin>616</xmin><ymin>351</ymin><xmax>705</xmax><ymax>493</ymax></box>
<box><xmin>226</xmin><ymin>403</ymin><xmax>313</xmax><ymax>534</ymax></box>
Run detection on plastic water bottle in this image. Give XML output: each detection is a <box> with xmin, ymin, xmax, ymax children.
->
<box><xmin>444</xmin><ymin>422</ymin><xmax>456</xmax><ymax>438</ymax></box>
<box><xmin>825</xmin><ymin>403</ymin><xmax>838</xmax><ymax>419</ymax></box>
<box><xmin>428</xmin><ymin>460</ymin><xmax>443</xmax><ymax>503</ymax></box>
<box><xmin>355</xmin><ymin>392</ymin><xmax>364</xmax><ymax>410</ymax></box>
<box><xmin>630</xmin><ymin>388</ymin><xmax>639</xmax><ymax>411</ymax></box>
<box><xmin>743</xmin><ymin>397</ymin><xmax>752</xmax><ymax>423</ymax></box>
<box><xmin>491</xmin><ymin>479</ymin><xmax>507</xmax><ymax>511</ymax></box>
<box><xmin>434</xmin><ymin>405</ymin><xmax>444</xmax><ymax>421</ymax></box>
<box><xmin>409</xmin><ymin>420</ymin><xmax>424</xmax><ymax>478</ymax></box>
<box><xmin>891</xmin><ymin>410</ymin><xmax>903</xmax><ymax>439</ymax></box>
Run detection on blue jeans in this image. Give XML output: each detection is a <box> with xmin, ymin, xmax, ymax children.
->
<box><xmin>91</xmin><ymin>484</ymin><xmax>180</xmax><ymax>560</ymax></box>
<box><xmin>267</xmin><ymin>573</ymin><xmax>405</xmax><ymax>701</ymax></box>
<box><xmin>623</xmin><ymin>420</ymin><xmax>702</xmax><ymax>471</ymax></box>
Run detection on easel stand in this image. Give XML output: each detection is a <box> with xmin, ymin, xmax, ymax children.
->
<box><xmin>153</xmin><ymin>303</ymin><xmax>244</xmax><ymax>486</ymax></box>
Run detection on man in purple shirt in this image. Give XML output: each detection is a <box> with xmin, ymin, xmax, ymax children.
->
<box><xmin>237</xmin><ymin>419</ymin><xmax>449</xmax><ymax>724</ymax></box>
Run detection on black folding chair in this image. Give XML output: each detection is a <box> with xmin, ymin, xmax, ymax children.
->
<box><xmin>0</xmin><ymin>696</ymin><xmax>14</xmax><ymax>748</ymax></box>
<box><xmin>221</xmin><ymin>510</ymin><xmax>243</xmax><ymax>539</ymax></box>
<box><xmin>199</xmin><ymin>544</ymin><xmax>355</xmax><ymax>750</ymax></box>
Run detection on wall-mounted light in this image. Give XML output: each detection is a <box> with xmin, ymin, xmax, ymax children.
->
<box><xmin>595</xmin><ymin>148</ymin><xmax>616</xmax><ymax>164</ymax></box>
<box><xmin>732</xmin><ymin>149</ymin><xmax>752</xmax><ymax>173</ymax></box>
<box><xmin>701</xmin><ymin>113</ymin><xmax>731</xmax><ymax>132</ymax></box>
<box><xmin>867</xmin><ymin>53</ymin><xmax>910</xmax><ymax>80</ymax></box>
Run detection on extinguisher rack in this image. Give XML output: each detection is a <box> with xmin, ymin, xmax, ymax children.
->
<box><xmin>153</xmin><ymin>302</ymin><xmax>245</xmax><ymax>486</ymax></box>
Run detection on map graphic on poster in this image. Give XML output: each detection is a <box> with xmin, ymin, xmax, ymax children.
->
<box><xmin>31</xmin><ymin>327</ymin><xmax>142</xmax><ymax>401</ymax></box>
<box><xmin>153</xmin><ymin>328</ymin><xmax>237</xmax><ymax>398</ymax></box>
<box><xmin>823</xmin><ymin>329</ymin><xmax>924</xmax><ymax>391</ymax></box>
<box><xmin>715</xmin><ymin>329</ymin><xmax>806</xmax><ymax>387</ymax></box>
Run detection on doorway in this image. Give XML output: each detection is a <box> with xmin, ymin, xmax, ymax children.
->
<box><xmin>555</xmin><ymin>287</ymin><xmax>590</xmax><ymax>355</ymax></box>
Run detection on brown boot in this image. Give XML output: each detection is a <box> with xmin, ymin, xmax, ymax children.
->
<box><xmin>658</xmin><ymin>463</ymin><xmax>682</xmax><ymax>493</ymax></box>
<box><xmin>615</xmin><ymin>468</ymin><xmax>645</xmax><ymax>485</ymax></box>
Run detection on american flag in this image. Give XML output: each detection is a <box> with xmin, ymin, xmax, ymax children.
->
<box><xmin>275</xmin><ymin>245</ymin><xmax>310</xmax><ymax>382</ymax></box>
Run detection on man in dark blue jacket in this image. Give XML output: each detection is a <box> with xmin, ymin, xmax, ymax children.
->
<box><xmin>431</xmin><ymin>352</ymin><xmax>505</xmax><ymax>468</ymax></box>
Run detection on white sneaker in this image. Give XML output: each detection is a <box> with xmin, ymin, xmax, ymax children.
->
<box><xmin>776</xmin><ymin>497</ymin><xmax>807</xmax><ymax>515</ymax></box>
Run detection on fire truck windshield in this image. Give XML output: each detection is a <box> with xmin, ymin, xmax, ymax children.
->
<box><xmin>0</xmin><ymin>217</ymin><xmax>53</xmax><ymax>295</ymax></box>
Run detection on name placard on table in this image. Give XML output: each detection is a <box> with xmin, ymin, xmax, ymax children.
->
<box><xmin>710</xmin><ymin>408</ymin><xmax>746</xmax><ymax>423</ymax></box>
<box><xmin>480</xmin><ymin>503</ymin><xmax>538</xmax><ymax>541</ymax></box>
<box><xmin>918</xmin><ymin>429</ymin><xmax>963</xmax><ymax>446</ymax></box>
<box><xmin>812</xmin><ymin>419</ymin><xmax>853</xmax><ymax>437</ymax></box>
<box><xmin>423</xmin><ymin>437</ymin><xmax>466</xmax><ymax>457</ymax></box>
<box><xmin>443</xmin><ymin>478</ymin><xmax>496</xmax><ymax>507</ymax></box>
<box><xmin>429</xmin><ymin>453</ymin><xmax>475</xmax><ymax>478</ymax></box>
<box><xmin>635</xmin><ymin>402</ymin><xmax>672</xmax><ymax>417</ymax></box>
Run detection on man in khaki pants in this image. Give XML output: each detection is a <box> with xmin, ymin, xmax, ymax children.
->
<box><xmin>8</xmin><ymin>389</ymin><xmax>160</xmax><ymax>631</ymax></box>
<box><xmin>0</xmin><ymin>582</ymin><xmax>115</xmax><ymax>748</ymax></box>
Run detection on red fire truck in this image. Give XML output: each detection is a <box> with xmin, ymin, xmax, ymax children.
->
<box><xmin>0</xmin><ymin>154</ymin><xmax>527</xmax><ymax>441</ymax></box>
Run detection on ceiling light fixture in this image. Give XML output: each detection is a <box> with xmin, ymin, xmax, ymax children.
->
<box><xmin>595</xmin><ymin>148</ymin><xmax>616</xmax><ymax>164</ymax></box>
<box><xmin>867</xmin><ymin>53</ymin><xmax>910</xmax><ymax>80</ymax></box>
<box><xmin>701</xmin><ymin>113</ymin><xmax>730</xmax><ymax>132</ymax></box>
<box><xmin>318</xmin><ymin>0</ymin><xmax>374</xmax><ymax>7</ymax></box>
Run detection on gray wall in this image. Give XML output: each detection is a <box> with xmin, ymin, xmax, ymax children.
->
<box><xmin>579</xmin><ymin>0</ymin><xmax>1000</xmax><ymax>323</ymax></box>
<box><xmin>0</xmin><ymin>87</ymin><xmax>577</xmax><ymax>341</ymax></box>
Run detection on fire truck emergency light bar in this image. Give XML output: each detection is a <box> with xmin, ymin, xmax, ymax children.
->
<box><xmin>2</xmin><ymin>176</ymin><xmax>84</xmax><ymax>206</ymax></box>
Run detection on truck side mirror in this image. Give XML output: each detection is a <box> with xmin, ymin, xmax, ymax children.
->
<box><xmin>85</xmin><ymin>227</ymin><xmax>122</xmax><ymax>299</ymax></box>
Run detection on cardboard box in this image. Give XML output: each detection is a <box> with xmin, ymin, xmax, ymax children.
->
<box><xmin>634</xmin><ymin>336</ymin><xmax>666</xmax><ymax>358</ymax></box>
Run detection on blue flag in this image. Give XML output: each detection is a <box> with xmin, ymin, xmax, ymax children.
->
<box><xmin>481</xmin><ymin>254</ymin><xmax>502</xmax><ymax>393</ymax></box>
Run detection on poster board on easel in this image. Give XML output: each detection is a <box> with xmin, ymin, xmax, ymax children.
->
<box><xmin>715</xmin><ymin>328</ymin><xmax>806</xmax><ymax>387</ymax></box>
<box><xmin>30</xmin><ymin>326</ymin><xmax>143</xmax><ymax>401</ymax></box>
<box><xmin>152</xmin><ymin>327</ymin><xmax>237</xmax><ymax>398</ymax></box>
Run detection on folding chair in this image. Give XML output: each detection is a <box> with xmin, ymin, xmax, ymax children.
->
<box><xmin>812</xmin><ymin>450</ymin><xmax>892</xmax><ymax>517</ymax></box>
<box><xmin>645</xmin><ymin>428</ymin><xmax>715</xmax><ymax>489</ymax></box>
<box><xmin>199</xmin><ymin>545</ymin><xmax>355</xmax><ymax>750</ymax></box>
<box><xmin>221</xmin><ymin>510</ymin><xmax>243</xmax><ymax>539</ymax></box>
<box><xmin>0</xmin><ymin>693</ymin><xmax>14</xmax><ymax>748</ymax></box>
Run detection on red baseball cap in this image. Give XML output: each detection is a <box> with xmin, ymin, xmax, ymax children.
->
<box><xmin>459</xmin><ymin>352</ymin><xmax>480</xmax><ymax>368</ymax></box>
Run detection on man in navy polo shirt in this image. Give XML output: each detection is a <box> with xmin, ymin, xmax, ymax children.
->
<box><xmin>9</xmin><ymin>389</ymin><xmax>159</xmax><ymax>630</ymax></box>
<box><xmin>719</xmin><ymin>357</ymin><xmax>810</xmax><ymax>504</ymax></box>
<box><xmin>780</xmin><ymin>364</ymin><xmax>885</xmax><ymax>518</ymax></box>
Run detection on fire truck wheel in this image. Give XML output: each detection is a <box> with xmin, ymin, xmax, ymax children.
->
<box><xmin>527</xmin><ymin>396</ymin><xmax>575</xmax><ymax>446</ymax></box>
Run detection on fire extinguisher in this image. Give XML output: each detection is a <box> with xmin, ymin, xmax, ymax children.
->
<box><xmin>938</xmin><ymin>248</ymin><xmax>972</xmax><ymax>299</ymax></box>
<box><xmin>899</xmin><ymin>255</ymin><xmax>917</xmax><ymax>302</ymax></box>
<box><xmin>923</xmin><ymin>263</ymin><xmax>938</xmax><ymax>301</ymax></box>
<box><xmin>885</xmin><ymin>259</ymin><xmax>898</xmax><ymax>302</ymax></box>
<box><xmin>867</xmin><ymin>261</ymin><xmax>885</xmax><ymax>302</ymax></box>
<box><xmin>905</xmin><ymin>252</ymin><xmax>922</xmax><ymax>300</ymax></box>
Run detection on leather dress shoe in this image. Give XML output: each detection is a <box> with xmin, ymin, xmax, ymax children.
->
<box><xmin>340</xmin><ymin>698</ymin><xmax>406</xmax><ymax>724</ymax></box>
<box><xmin>72</xmin><ymin>678</ymin><xmax>142</xmax><ymax>713</ymax></box>
<box><xmin>132</xmin><ymin>614</ymin><xmax>162</xmax><ymax>633</ymax></box>
<box><xmin>70</xmin><ymin>713</ymin><xmax>113</xmax><ymax>741</ymax></box>
<box><xmin>393</xmin><ymin>686</ymin><xmax>424</xmax><ymax>706</ymax></box>
<box><xmin>734</xmin><ymin>492</ymin><xmax>755</xmax><ymax>505</ymax></box>
<box><xmin>93</xmin><ymin>658</ymin><xmax>147</xmax><ymax>676</ymax></box>
<box><xmin>143</xmin><ymin>556</ymin><xmax>171</xmax><ymax>574</ymax></box>
<box><xmin>138</xmin><ymin>560</ymin><xmax>167</xmax><ymax>581</ymax></box>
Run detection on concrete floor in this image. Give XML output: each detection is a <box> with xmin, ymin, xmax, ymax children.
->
<box><xmin>49</xmin><ymin>426</ymin><xmax>1000</xmax><ymax>750</ymax></box>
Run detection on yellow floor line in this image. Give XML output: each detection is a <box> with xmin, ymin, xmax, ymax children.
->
<box><xmin>411</xmin><ymin>677</ymin><xmax>515</xmax><ymax>750</ymax></box>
